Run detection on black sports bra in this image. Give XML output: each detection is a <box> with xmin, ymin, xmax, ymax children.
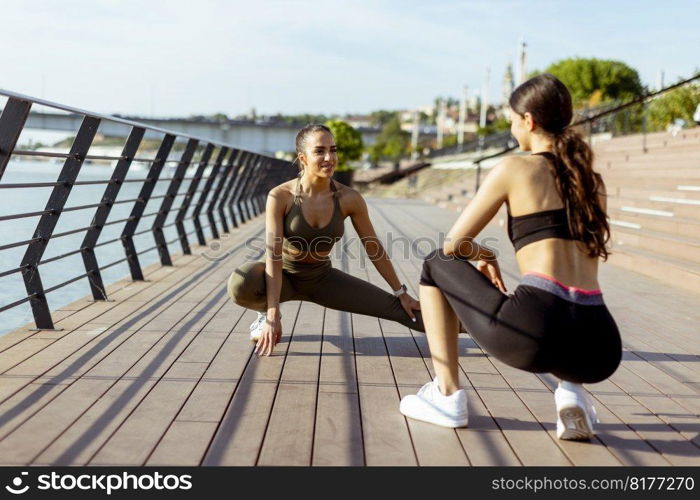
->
<box><xmin>506</xmin><ymin>152</ymin><xmax>576</xmax><ymax>252</ymax></box>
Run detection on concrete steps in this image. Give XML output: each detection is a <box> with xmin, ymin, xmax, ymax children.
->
<box><xmin>606</xmin><ymin>245</ymin><xmax>700</xmax><ymax>295</ymax></box>
<box><xmin>598</xmin><ymin>128</ymin><xmax>700</xmax><ymax>292</ymax></box>
<box><xmin>609</xmin><ymin>225</ymin><xmax>700</xmax><ymax>265</ymax></box>
<box><xmin>608</xmin><ymin>207</ymin><xmax>700</xmax><ymax>239</ymax></box>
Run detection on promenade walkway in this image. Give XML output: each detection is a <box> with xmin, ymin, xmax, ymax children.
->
<box><xmin>0</xmin><ymin>198</ymin><xmax>698</xmax><ymax>466</ymax></box>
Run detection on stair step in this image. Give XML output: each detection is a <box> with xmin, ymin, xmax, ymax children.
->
<box><xmin>610</xmin><ymin>186</ymin><xmax>700</xmax><ymax>201</ymax></box>
<box><xmin>610</xmin><ymin>225</ymin><xmax>700</xmax><ymax>264</ymax></box>
<box><xmin>608</xmin><ymin>207</ymin><xmax>700</xmax><ymax>239</ymax></box>
<box><xmin>607</xmin><ymin>196</ymin><xmax>700</xmax><ymax>220</ymax></box>
<box><xmin>607</xmin><ymin>245</ymin><xmax>700</xmax><ymax>295</ymax></box>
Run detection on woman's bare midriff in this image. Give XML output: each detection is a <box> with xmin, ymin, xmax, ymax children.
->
<box><xmin>282</xmin><ymin>246</ymin><xmax>333</xmax><ymax>264</ymax></box>
<box><xmin>514</xmin><ymin>238</ymin><xmax>601</xmax><ymax>290</ymax></box>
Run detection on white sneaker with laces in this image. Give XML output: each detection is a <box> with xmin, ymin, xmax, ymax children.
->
<box><xmin>249</xmin><ymin>312</ymin><xmax>266</xmax><ymax>343</ymax></box>
<box><xmin>555</xmin><ymin>381</ymin><xmax>599</xmax><ymax>440</ymax></box>
<box><xmin>399</xmin><ymin>377</ymin><xmax>469</xmax><ymax>428</ymax></box>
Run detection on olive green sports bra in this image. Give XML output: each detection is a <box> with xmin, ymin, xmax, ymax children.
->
<box><xmin>283</xmin><ymin>177</ymin><xmax>345</xmax><ymax>255</ymax></box>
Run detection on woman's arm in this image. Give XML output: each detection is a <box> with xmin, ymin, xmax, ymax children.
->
<box><xmin>347</xmin><ymin>191</ymin><xmax>402</xmax><ymax>291</ymax></box>
<box><xmin>443</xmin><ymin>158</ymin><xmax>512</xmax><ymax>259</ymax></box>
<box><xmin>346</xmin><ymin>190</ymin><xmax>420</xmax><ymax>320</ymax></box>
<box><xmin>258</xmin><ymin>187</ymin><xmax>287</xmax><ymax>356</ymax></box>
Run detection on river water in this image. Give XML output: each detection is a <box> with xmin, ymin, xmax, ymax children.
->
<box><xmin>0</xmin><ymin>159</ymin><xmax>209</xmax><ymax>336</ymax></box>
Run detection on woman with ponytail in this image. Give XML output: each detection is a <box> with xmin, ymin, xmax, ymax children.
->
<box><xmin>399</xmin><ymin>74</ymin><xmax>621</xmax><ymax>439</ymax></box>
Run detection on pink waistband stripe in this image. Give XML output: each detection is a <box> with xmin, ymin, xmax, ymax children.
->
<box><xmin>524</xmin><ymin>271</ymin><xmax>602</xmax><ymax>295</ymax></box>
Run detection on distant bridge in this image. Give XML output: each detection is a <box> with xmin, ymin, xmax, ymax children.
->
<box><xmin>22</xmin><ymin>110</ymin><xmax>382</xmax><ymax>155</ymax></box>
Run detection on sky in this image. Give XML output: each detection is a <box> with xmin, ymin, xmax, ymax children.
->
<box><xmin>1</xmin><ymin>0</ymin><xmax>698</xmax><ymax>118</ymax></box>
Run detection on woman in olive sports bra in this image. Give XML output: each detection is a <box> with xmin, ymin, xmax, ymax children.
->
<box><xmin>399</xmin><ymin>74</ymin><xmax>621</xmax><ymax>440</ymax></box>
<box><xmin>228</xmin><ymin>124</ymin><xmax>424</xmax><ymax>356</ymax></box>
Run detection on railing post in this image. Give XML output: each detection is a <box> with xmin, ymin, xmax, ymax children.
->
<box><xmin>245</xmin><ymin>157</ymin><xmax>264</xmax><ymax>218</ymax></box>
<box><xmin>255</xmin><ymin>158</ymin><xmax>276</xmax><ymax>214</ymax></box>
<box><xmin>475</xmin><ymin>161</ymin><xmax>482</xmax><ymax>193</ymax></box>
<box><xmin>228</xmin><ymin>151</ymin><xmax>254</xmax><ymax>226</ymax></box>
<box><xmin>193</xmin><ymin>147</ymin><xmax>228</xmax><ymax>242</ymax></box>
<box><xmin>218</xmin><ymin>149</ymin><xmax>242</xmax><ymax>232</ymax></box>
<box><xmin>121</xmin><ymin>134</ymin><xmax>176</xmax><ymax>280</ymax></box>
<box><xmin>176</xmin><ymin>143</ymin><xmax>215</xmax><ymax>253</ymax></box>
<box><xmin>20</xmin><ymin>116</ymin><xmax>100</xmax><ymax>329</ymax></box>
<box><xmin>253</xmin><ymin>158</ymin><xmax>271</xmax><ymax>213</ymax></box>
<box><xmin>81</xmin><ymin>126</ymin><xmax>145</xmax><ymax>300</ymax></box>
<box><xmin>0</xmin><ymin>97</ymin><xmax>32</xmax><ymax>181</ymax></box>
<box><xmin>642</xmin><ymin>101</ymin><xmax>648</xmax><ymax>154</ymax></box>
<box><xmin>206</xmin><ymin>148</ymin><xmax>236</xmax><ymax>237</ymax></box>
<box><xmin>152</xmin><ymin>138</ymin><xmax>198</xmax><ymax>266</ymax></box>
<box><xmin>235</xmin><ymin>154</ymin><xmax>261</xmax><ymax>223</ymax></box>
<box><xmin>223</xmin><ymin>151</ymin><xmax>248</xmax><ymax>229</ymax></box>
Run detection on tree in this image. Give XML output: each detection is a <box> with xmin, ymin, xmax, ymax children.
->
<box><xmin>647</xmin><ymin>83</ymin><xmax>700</xmax><ymax>131</ymax></box>
<box><xmin>325</xmin><ymin>119</ymin><xmax>363</xmax><ymax>171</ymax></box>
<box><xmin>370</xmin><ymin>110</ymin><xmax>399</xmax><ymax>127</ymax></box>
<box><xmin>369</xmin><ymin>116</ymin><xmax>410</xmax><ymax>167</ymax></box>
<box><xmin>534</xmin><ymin>58</ymin><xmax>644</xmax><ymax>106</ymax></box>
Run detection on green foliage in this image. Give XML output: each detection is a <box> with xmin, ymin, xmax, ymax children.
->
<box><xmin>370</xmin><ymin>110</ymin><xmax>399</xmax><ymax>127</ymax></box>
<box><xmin>477</xmin><ymin>117</ymin><xmax>511</xmax><ymax>136</ymax></box>
<box><xmin>647</xmin><ymin>84</ymin><xmax>700</xmax><ymax>131</ymax></box>
<box><xmin>533</xmin><ymin>58</ymin><xmax>643</xmax><ymax>106</ymax></box>
<box><xmin>325</xmin><ymin>119</ymin><xmax>363</xmax><ymax>171</ymax></box>
<box><xmin>369</xmin><ymin>116</ymin><xmax>410</xmax><ymax>164</ymax></box>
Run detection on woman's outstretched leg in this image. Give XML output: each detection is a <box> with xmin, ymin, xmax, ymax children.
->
<box><xmin>306</xmin><ymin>267</ymin><xmax>425</xmax><ymax>332</ymax></box>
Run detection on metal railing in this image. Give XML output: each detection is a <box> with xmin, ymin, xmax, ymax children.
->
<box><xmin>470</xmin><ymin>73</ymin><xmax>700</xmax><ymax>191</ymax></box>
<box><xmin>0</xmin><ymin>89</ymin><xmax>296</xmax><ymax>330</ymax></box>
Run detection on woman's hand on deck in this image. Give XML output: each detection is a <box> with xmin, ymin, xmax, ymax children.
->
<box><xmin>399</xmin><ymin>293</ymin><xmax>421</xmax><ymax>322</ymax></box>
<box><xmin>477</xmin><ymin>259</ymin><xmax>507</xmax><ymax>293</ymax></box>
<box><xmin>255</xmin><ymin>316</ymin><xmax>282</xmax><ymax>357</ymax></box>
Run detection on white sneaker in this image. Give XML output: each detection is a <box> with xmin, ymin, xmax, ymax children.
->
<box><xmin>249</xmin><ymin>312</ymin><xmax>266</xmax><ymax>344</ymax></box>
<box><xmin>555</xmin><ymin>381</ymin><xmax>599</xmax><ymax>440</ymax></box>
<box><xmin>399</xmin><ymin>377</ymin><xmax>469</xmax><ymax>428</ymax></box>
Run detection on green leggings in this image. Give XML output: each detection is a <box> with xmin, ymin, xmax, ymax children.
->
<box><xmin>227</xmin><ymin>258</ymin><xmax>425</xmax><ymax>332</ymax></box>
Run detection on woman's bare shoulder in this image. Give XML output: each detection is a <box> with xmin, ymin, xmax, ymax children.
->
<box><xmin>334</xmin><ymin>181</ymin><xmax>363</xmax><ymax>202</ymax></box>
<box><xmin>269</xmin><ymin>180</ymin><xmax>296</xmax><ymax>199</ymax></box>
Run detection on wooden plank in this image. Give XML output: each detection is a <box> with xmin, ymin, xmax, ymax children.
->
<box><xmin>89</xmin><ymin>361</ymin><xmax>210</xmax><ymax>465</ymax></box>
<box><xmin>495</xmin><ymin>362</ymin><xmax>622</xmax><ymax>466</ymax></box>
<box><xmin>0</xmin><ymin>247</ymin><xmax>257</xmax><ymax>464</ymax></box>
<box><xmin>145</xmin><ymin>421</ymin><xmax>219</xmax><ymax>466</ymax></box>
<box><xmin>358</xmin><ymin>242</ymin><xmax>470</xmax><ymax>466</ymax></box>
<box><xmin>33</xmin><ymin>281</ymin><xmax>249</xmax><ymax>465</ymax></box>
<box><xmin>257</xmin><ymin>302</ymin><xmax>324</xmax><ymax>465</ymax></box>
<box><xmin>312</xmin><ymin>308</ymin><xmax>364</xmax><ymax>466</ymax></box>
<box><xmin>202</xmin><ymin>301</ymin><xmax>301</xmax><ymax>465</ymax></box>
<box><xmin>352</xmin><ymin>312</ymin><xmax>416</xmax><ymax>466</ymax></box>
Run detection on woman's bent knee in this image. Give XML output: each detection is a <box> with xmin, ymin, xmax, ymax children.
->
<box><xmin>227</xmin><ymin>262</ymin><xmax>266</xmax><ymax>309</ymax></box>
<box><xmin>420</xmin><ymin>249</ymin><xmax>448</xmax><ymax>287</ymax></box>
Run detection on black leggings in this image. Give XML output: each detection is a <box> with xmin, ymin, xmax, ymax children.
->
<box><xmin>420</xmin><ymin>250</ymin><xmax>621</xmax><ymax>384</ymax></box>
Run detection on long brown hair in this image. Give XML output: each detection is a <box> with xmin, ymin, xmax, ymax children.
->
<box><xmin>509</xmin><ymin>73</ymin><xmax>610</xmax><ymax>260</ymax></box>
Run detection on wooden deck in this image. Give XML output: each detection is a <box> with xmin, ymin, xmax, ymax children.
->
<box><xmin>0</xmin><ymin>198</ymin><xmax>699</xmax><ymax>466</ymax></box>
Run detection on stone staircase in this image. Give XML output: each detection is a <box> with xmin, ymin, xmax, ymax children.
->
<box><xmin>598</xmin><ymin>127</ymin><xmax>700</xmax><ymax>294</ymax></box>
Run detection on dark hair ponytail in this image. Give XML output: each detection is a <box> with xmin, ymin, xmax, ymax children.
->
<box><xmin>510</xmin><ymin>74</ymin><xmax>610</xmax><ymax>260</ymax></box>
<box><xmin>552</xmin><ymin>128</ymin><xmax>610</xmax><ymax>260</ymax></box>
